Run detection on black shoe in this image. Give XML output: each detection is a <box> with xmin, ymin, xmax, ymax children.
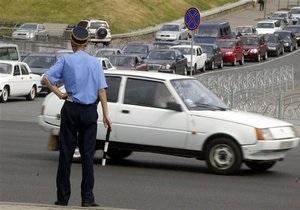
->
<box><xmin>54</xmin><ymin>201</ymin><xmax>67</xmax><ymax>206</ymax></box>
<box><xmin>81</xmin><ymin>202</ymin><xmax>99</xmax><ymax>207</ymax></box>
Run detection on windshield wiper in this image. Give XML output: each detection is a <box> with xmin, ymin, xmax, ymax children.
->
<box><xmin>190</xmin><ymin>103</ymin><xmax>227</xmax><ymax>111</ymax></box>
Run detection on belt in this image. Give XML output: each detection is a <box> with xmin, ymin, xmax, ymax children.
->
<box><xmin>65</xmin><ymin>97</ymin><xmax>98</xmax><ymax>106</ymax></box>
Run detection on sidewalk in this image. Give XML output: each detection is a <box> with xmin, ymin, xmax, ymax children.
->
<box><xmin>2</xmin><ymin>1</ymin><xmax>298</xmax><ymax>210</ymax></box>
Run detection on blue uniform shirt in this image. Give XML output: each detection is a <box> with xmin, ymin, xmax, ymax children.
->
<box><xmin>44</xmin><ymin>50</ymin><xmax>107</xmax><ymax>105</ymax></box>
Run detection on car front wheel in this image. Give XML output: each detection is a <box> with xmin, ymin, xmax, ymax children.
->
<box><xmin>26</xmin><ymin>86</ymin><xmax>36</xmax><ymax>101</ymax></box>
<box><xmin>244</xmin><ymin>161</ymin><xmax>276</xmax><ymax>171</ymax></box>
<box><xmin>0</xmin><ymin>86</ymin><xmax>9</xmax><ymax>103</ymax></box>
<box><xmin>107</xmin><ymin>148</ymin><xmax>132</xmax><ymax>160</ymax></box>
<box><xmin>205</xmin><ymin>137</ymin><xmax>242</xmax><ymax>175</ymax></box>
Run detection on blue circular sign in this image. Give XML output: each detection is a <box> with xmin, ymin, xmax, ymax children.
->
<box><xmin>184</xmin><ymin>7</ymin><xmax>201</xmax><ymax>31</ymax></box>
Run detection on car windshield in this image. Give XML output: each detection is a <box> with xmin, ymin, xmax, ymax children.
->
<box><xmin>236</xmin><ymin>27</ymin><xmax>252</xmax><ymax>34</ymax></box>
<box><xmin>171</xmin><ymin>79</ymin><xmax>227</xmax><ymax>110</ymax></box>
<box><xmin>276</xmin><ymin>32</ymin><xmax>290</xmax><ymax>39</ymax></box>
<box><xmin>217</xmin><ymin>41</ymin><xmax>235</xmax><ymax>48</ymax></box>
<box><xmin>290</xmin><ymin>8</ymin><xmax>300</xmax><ymax>14</ymax></box>
<box><xmin>147</xmin><ymin>51</ymin><xmax>175</xmax><ymax>60</ymax></box>
<box><xmin>123</xmin><ymin>45</ymin><xmax>148</xmax><ymax>54</ymax></box>
<box><xmin>160</xmin><ymin>24</ymin><xmax>179</xmax><ymax>31</ymax></box>
<box><xmin>20</xmin><ymin>24</ymin><xmax>38</xmax><ymax>30</ymax></box>
<box><xmin>264</xmin><ymin>35</ymin><xmax>278</xmax><ymax>42</ymax></box>
<box><xmin>240</xmin><ymin>37</ymin><xmax>259</xmax><ymax>45</ymax></box>
<box><xmin>90</xmin><ymin>22</ymin><xmax>107</xmax><ymax>29</ymax></box>
<box><xmin>196</xmin><ymin>28</ymin><xmax>218</xmax><ymax>37</ymax></box>
<box><xmin>257</xmin><ymin>22</ymin><xmax>274</xmax><ymax>28</ymax></box>
<box><xmin>284</xmin><ymin>26</ymin><xmax>300</xmax><ymax>33</ymax></box>
<box><xmin>271</xmin><ymin>13</ymin><xmax>287</xmax><ymax>18</ymax></box>
<box><xmin>95</xmin><ymin>50</ymin><xmax>116</xmax><ymax>57</ymax></box>
<box><xmin>23</xmin><ymin>55</ymin><xmax>56</xmax><ymax>68</ymax></box>
<box><xmin>200</xmin><ymin>45</ymin><xmax>214</xmax><ymax>54</ymax></box>
<box><xmin>109</xmin><ymin>56</ymin><xmax>134</xmax><ymax>66</ymax></box>
<box><xmin>0</xmin><ymin>63</ymin><xmax>12</xmax><ymax>74</ymax></box>
<box><xmin>173</xmin><ymin>47</ymin><xmax>195</xmax><ymax>55</ymax></box>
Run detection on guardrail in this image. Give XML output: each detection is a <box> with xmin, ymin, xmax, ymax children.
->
<box><xmin>197</xmin><ymin>65</ymin><xmax>300</xmax><ymax>124</ymax></box>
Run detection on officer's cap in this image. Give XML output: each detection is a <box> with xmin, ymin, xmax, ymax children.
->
<box><xmin>71</xmin><ymin>26</ymin><xmax>89</xmax><ymax>46</ymax></box>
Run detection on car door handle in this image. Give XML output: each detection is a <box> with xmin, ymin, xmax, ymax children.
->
<box><xmin>122</xmin><ymin>110</ymin><xmax>130</xmax><ymax>114</ymax></box>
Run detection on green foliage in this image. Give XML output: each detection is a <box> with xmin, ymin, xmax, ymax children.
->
<box><xmin>0</xmin><ymin>0</ymin><xmax>238</xmax><ymax>34</ymax></box>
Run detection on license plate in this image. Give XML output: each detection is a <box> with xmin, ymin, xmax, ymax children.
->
<box><xmin>279</xmin><ymin>141</ymin><xmax>293</xmax><ymax>149</ymax></box>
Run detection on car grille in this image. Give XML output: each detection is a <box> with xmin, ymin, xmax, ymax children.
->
<box><xmin>148</xmin><ymin>64</ymin><xmax>162</xmax><ymax>70</ymax></box>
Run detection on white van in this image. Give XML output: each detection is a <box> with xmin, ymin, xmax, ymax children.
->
<box><xmin>0</xmin><ymin>44</ymin><xmax>21</xmax><ymax>61</ymax></box>
<box><xmin>256</xmin><ymin>19</ymin><xmax>283</xmax><ymax>34</ymax></box>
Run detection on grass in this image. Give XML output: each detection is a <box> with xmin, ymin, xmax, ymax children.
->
<box><xmin>0</xmin><ymin>0</ymin><xmax>238</xmax><ymax>34</ymax></box>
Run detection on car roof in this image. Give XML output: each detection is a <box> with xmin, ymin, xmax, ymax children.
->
<box><xmin>104</xmin><ymin>70</ymin><xmax>193</xmax><ymax>81</ymax></box>
<box><xmin>0</xmin><ymin>60</ymin><xmax>25</xmax><ymax>65</ymax></box>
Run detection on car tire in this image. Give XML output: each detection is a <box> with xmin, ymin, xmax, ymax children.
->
<box><xmin>218</xmin><ymin>59</ymin><xmax>223</xmax><ymax>69</ymax></box>
<box><xmin>210</xmin><ymin>61</ymin><xmax>215</xmax><ymax>70</ymax></box>
<box><xmin>96</xmin><ymin>27</ymin><xmax>108</xmax><ymax>39</ymax></box>
<box><xmin>107</xmin><ymin>148</ymin><xmax>132</xmax><ymax>160</ymax></box>
<box><xmin>263</xmin><ymin>51</ymin><xmax>267</xmax><ymax>60</ymax></box>
<box><xmin>26</xmin><ymin>86</ymin><xmax>36</xmax><ymax>101</ymax></box>
<box><xmin>205</xmin><ymin>137</ymin><xmax>242</xmax><ymax>175</ymax></box>
<box><xmin>0</xmin><ymin>86</ymin><xmax>9</xmax><ymax>103</ymax></box>
<box><xmin>244</xmin><ymin>161</ymin><xmax>276</xmax><ymax>171</ymax></box>
<box><xmin>239</xmin><ymin>55</ymin><xmax>244</xmax><ymax>65</ymax></box>
<box><xmin>232</xmin><ymin>57</ymin><xmax>237</xmax><ymax>66</ymax></box>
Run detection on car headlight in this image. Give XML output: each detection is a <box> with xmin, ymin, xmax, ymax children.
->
<box><xmin>268</xmin><ymin>46</ymin><xmax>276</xmax><ymax>50</ymax></box>
<box><xmin>255</xmin><ymin>128</ymin><xmax>273</xmax><ymax>140</ymax></box>
<box><xmin>165</xmin><ymin>64</ymin><xmax>171</xmax><ymax>69</ymax></box>
<box><xmin>250</xmin><ymin>49</ymin><xmax>258</xmax><ymax>53</ymax></box>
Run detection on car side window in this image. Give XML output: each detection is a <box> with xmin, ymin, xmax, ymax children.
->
<box><xmin>14</xmin><ymin>65</ymin><xmax>21</xmax><ymax>76</ymax></box>
<box><xmin>102</xmin><ymin>60</ymin><xmax>107</xmax><ymax>70</ymax></box>
<box><xmin>124</xmin><ymin>78</ymin><xmax>175</xmax><ymax>109</ymax></box>
<box><xmin>20</xmin><ymin>64</ymin><xmax>29</xmax><ymax>75</ymax></box>
<box><xmin>105</xmin><ymin>76</ymin><xmax>121</xmax><ymax>103</ymax></box>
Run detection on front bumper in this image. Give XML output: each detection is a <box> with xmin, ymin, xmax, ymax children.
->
<box><xmin>242</xmin><ymin>137</ymin><xmax>299</xmax><ymax>160</ymax></box>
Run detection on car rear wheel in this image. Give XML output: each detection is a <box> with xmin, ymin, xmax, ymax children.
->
<box><xmin>107</xmin><ymin>148</ymin><xmax>132</xmax><ymax>160</ymax></box>
<box><xmin>0</xmin><ymin>86</ymin><xmax>9</xmax><ymax>103</ymax></box>
<box><xmin>244</xmin><ymin>161</ymin><xmax>276</xmax><ymax>171</ymax></box>
<box><xmin>26</xmin><ymin>86</ymin><xmax>36</xmax><ymax>101</ymax></box>
<box><xmin>205</xmin><ymin>137</ymin><xmax>242</xmax><ymax>175</ymax></box>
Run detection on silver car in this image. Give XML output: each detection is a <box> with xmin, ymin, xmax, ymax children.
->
<box><xmin>155</xmin><ymin>23</ymin><xmax>190</xmax><ymax>41</ymax></box>
<box><xmin>12</xmin><ymin>23</ymin><xmax>48</xmax><ymax>40</ymax></box>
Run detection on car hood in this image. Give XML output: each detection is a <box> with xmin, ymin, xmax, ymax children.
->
<box><xmin>243</xmin><ymin>45</ymin><xmax>259</xmax><ymax>50</ymax></box>
<box><xmin>190</xmin><ymin>109</ymin><xmax>291</xmax><ymax>128</ymax></box>
<box><xmin>0</xmin><ymin>74</ymin><xmax>11</xmax><ymax>80</ymax></box>
<box><xmin>15</xmin><ymin>29</ymin><xmax>35</xmax><ymax>33</ymax></box>
<box><xmin>30</xmin><ymin>68</ymin><xmax>48</xmax><ymax>76</ymax></box>
<box><xmin>144</xmin><ymin>59</ymin><xmax>174</xmax><ymax>65</ymax></box>
<box><xmin>267</xmin><ymin>43</ymin><xmax>279</xmax><ymax>47</ymax></box>
<box><xmin>156</xmin><ymin>31</ymin><xmax>180</xmax><ymax>36</ymax></box>
<box><xmin>256</xmin><ymin>28</ymin><xmax>275</xmax><ymax>34</ymax></box>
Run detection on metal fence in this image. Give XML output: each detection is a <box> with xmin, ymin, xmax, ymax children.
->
<box><xmin>197</xmin><ymin>65</ymin><xmax>300</xmax><ymax>124</ymax></box>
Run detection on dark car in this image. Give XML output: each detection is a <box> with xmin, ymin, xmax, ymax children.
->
<box><xmin>216</xmin><ymin>38</ymin><xmax>244</xmax><ymax>66</ymax></box>
<box><xmin>144</xmin><ymin>49</ymin><xmax>187</xmax><ymax>74</ymax></box>
<box><xmin>199</xmin><ymin>43</ymin><xmax>223</xmax><ymax>69</ymax></box>
<box><xmin>121</xmin><ymin>42</ymin><xmax>153</xmax><ymax>58</ymax></box>
<box><xmin>152</xmin><ymin>41</ymin><xmax>181</xmax><ymax>49</ymax></box>
<box><xmin>284</xmin><ymin>25</ymin><xmax>300</xmax><ymax>45</ymax></box>
<box><xmin>240</xmin><ymin>35</ymin><xmax>268</xmax><ymax>62</ymax></box>
<box><xmin>263</xmin><ymin>34</ymin><xmax>284</xmax><ymax>57</ymax></box>
<box><xmin>108</xmin><ymin>54</ymin><xmax>148</xmax><ymax>71</ymax></box>
<box><xmin>22</xmin><ymin>52</ymin><xmax>58</xmax><ymax>92</ymax></box>
<box><xmin>274</xmin><ymin>30</ymin><xmax>298</xmax><ymax>52</ymax></box>
<box><xmin>94</xmin><ymin>48</ymin><xmax>123</xmax><ymax>58</ymax></box>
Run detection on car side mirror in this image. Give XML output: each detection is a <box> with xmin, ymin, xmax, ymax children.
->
<box><xmin>167</xmin><ymin>102</ymin><xmax>182</xmax><ymax>112</ymax></box>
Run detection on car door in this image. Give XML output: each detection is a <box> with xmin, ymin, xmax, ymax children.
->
<box><xmin>197</xmin><ymin>47</ymin><xmax>206</xmax><ymax>69</ymax></box>
<box><xmin>174</xmin><ymin>50</ymin><xmax>186</xmax><ymax>74</ymax></box>
<box><xmin>114</xmin><ymin>77</ymin><xmax>188</xmax><ymax>148</ymax></box>
<box><xmin>9</xmin><ymin>64</ymin><xmax>23</xmax><ymax>96</ymax></box>
<box><xmin>20</xmin><ymin>63</ymin><xmax>33</xmax><ymax>94</ymax></box>
<box><xmin>214</xmin><ymin>46</ymin><xmax>223</xmax><ymax>64</ymax></box>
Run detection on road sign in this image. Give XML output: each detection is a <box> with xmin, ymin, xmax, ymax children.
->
<box><xmin>184</xmin><ymin>7</ymin><xmax>201</xmax><ymax>31</ymax></box>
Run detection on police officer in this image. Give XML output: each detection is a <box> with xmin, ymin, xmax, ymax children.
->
<box><xmin>42</xmin><ymin>26</ymin><xmax>112</xmax><ymax>207</ymax></box>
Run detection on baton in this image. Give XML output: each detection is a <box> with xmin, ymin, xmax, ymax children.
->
<box><xmin>102</xmin><ymin>127</ymin><xmax>111</xmax><ymax>166</ymax></box>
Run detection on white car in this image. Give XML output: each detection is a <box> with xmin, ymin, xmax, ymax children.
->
<box><xmin>0</xmin><ymin>61</ymin><xmax>42</xmax><ymax>102</ymax></box>
<box><xmin>170</xmin><ymin>45</ymin><xmax>207</xmax><ymax>74</ymax></box>
<box><xmin>38</xmin><ymin>71</ymin><xmax>299</xmax><ymax>175</ymax></box>
<box><xmin>98</xmin><ymin>57</ymin><xmax>117</xmax><ymax>71</ymax></box>
<box><xmin>155</xmin><ymin>22</ymin><xmax>190</xmax><ymax>41</ymax></box>
<box><xmin>290</xmin><ymin>6</ymin><xmax>300</xmax><ymax>24</ymax></box>
<box><xmin>12</xmin><ymin>23</ymin><xmax>48</xmax><ymax>40</ymax></box>
<box><xmin>256</xmin><ymin>19</ymin><xmax>283</xmax><ymax>34</ymax></box>
<box><xmin>77</xmin><ymin>19</ymin><xmax>112</xmax><ymax>46</ymax></box>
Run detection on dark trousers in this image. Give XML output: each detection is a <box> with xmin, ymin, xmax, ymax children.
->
<box><xmin>56</xmin><ymin>101</ymin><xmax>98</xmax><ymax>205</ymax></box>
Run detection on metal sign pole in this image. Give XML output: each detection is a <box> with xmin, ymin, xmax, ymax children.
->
<box><xmin>190</xmin><ymin>31</ymin><xmax>195</xmax><ymax>76</ymax></box>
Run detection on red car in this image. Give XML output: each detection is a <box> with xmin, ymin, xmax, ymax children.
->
<box><xmin>216</xmin><ymin>38</ymin><xmax>244</xmax><ymax>66</ymax></box>
<box><xmin>240</xmin><ymin>34</ymin><xmax>268</xmax><ymax>62</ymax></box>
